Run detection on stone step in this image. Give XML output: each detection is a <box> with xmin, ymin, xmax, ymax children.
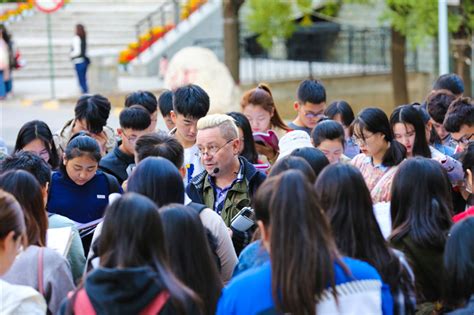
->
<box><xmin>15</xmin><ymin>38</ymin><xmax>131</xmax><ymax>47</ymax></box>
<box><xmin>6</xmin><ymin>0</ymin><xmax>185</xmax><ymax>80</ymax></box>
<box><xmin>19</xmin><ymin>45</ymin><xmax>124</xmax><ymax>57</ymax></box>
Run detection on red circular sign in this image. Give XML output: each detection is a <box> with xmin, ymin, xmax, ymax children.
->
<box><xmin>34</xmin><ymin>0</ymin><xmax>64</xmax><ymax>13</ymax></box>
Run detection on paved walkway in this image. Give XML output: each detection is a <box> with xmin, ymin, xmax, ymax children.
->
<box><xmin>2</xmin><ymin>75</ymin><xmax>164</xmax><ymax>106</ymax></box>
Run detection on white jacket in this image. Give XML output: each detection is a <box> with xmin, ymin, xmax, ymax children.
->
<box><xmin>0</xmin><ymin>39</ymin><xmax>10</xmax><ymax>81</ymax></box>
<box><xmin>0</xmin><ymin>279</ymin><xmax>47</xmax><ymax>315</ymax></box>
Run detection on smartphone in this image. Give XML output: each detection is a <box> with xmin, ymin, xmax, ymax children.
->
<box><xmin>230</xmin><ymin>207</ymin><xmax>255</xmax><ymax>232</ymax></box>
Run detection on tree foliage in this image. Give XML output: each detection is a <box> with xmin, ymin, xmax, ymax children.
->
<box><xmin>244</xmin><ymin>0</ymin><xmax>473</xmax><ymax>50</ymax></box>
<box><xmin>382</xmin><ymin>0</ymin><xmax>464</xmax><ymax>48</ymax></box>
<box><xmin>244</xmin><ymin>0</ymin><xmax>315</xmax><ymax>49</ymax></box>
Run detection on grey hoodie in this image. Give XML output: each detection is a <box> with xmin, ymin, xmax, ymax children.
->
<box><xmin>2</xmin><ymin>245</ymin><xmax>75</xmax><ymax>315</ymax></box>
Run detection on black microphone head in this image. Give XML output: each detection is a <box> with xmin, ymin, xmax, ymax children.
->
<box><xmin>212</xmin><ymin>167</ymin><xmax>220</xmax><ymax>175</ymax></box>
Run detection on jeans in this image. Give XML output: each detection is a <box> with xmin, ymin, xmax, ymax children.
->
<box><xmin>5</xmin><ymin>78</ymin><xmax>12</xmax><ymax>94</ymax></box>
<box><xmin>0</xmin><ymin>70</ymin><xmax>6</xmax><ymax>98</ymax></box>
<box><xmin>74</xmin><ymin>61</ymin><xmax>89</xmax><ymax>93</ymax></box>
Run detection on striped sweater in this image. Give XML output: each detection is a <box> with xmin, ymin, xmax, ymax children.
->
<box><xmin>217</xmin><ymin>257</ymin><xmax>393</xmax><ymax>315</ymax></box>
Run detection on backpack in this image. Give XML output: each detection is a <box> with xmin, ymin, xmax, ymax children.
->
<box><xmin>71</xmin><ymin>288</ymin><xmax>169</xmax><ymax>315</ymax></box>
<box><xmin>187</xmin><ymin>202</ymin><xmax>207</xmax><ymax>214</ymax></box>
<box><xmin>103</xmin><ymin>172</ymin><xmax>121</xmax><ymax>194</ymax></box>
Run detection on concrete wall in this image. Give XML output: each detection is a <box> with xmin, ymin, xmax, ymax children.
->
<box><xmin>92</xmin><ymin>72</ymin><xmax>431</xmax><ymax>124</ymax></box>
<box><xmin>241</xmin><ymin>72</ymin><xmax>431</xmax><ymax>119</ymax></box>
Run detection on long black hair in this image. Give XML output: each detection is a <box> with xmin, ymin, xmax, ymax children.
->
<box><xmin>352</xmin><ymin>107</ymin><xmax>406</xmax><ymax>166</ymax></box>
<box><xmin>443</xmin><ymin>217</ymin><xmax>474</xmax><ymax>309</ymax></box>
<box><xmin>14</xmin><ymin>120</ymin><xmax>60</xmax><ymax>169</ymax></box>
<box><xmin>226</xmin><ymin>112</ymin><xmax>258</xmax><ymax>163</ymax></box>
<box><xmin>98</xmin><ymin>193</ymin><xmax>199</xmax><ymax>314</ymax></box>
<box><xmin>127</xmin><ymin>157</ymin><xmax>184</xmax><ymax>206</ymax></box>
<box><xmin>315</xmin><ymin>163</ymin><xmax>415</xmax><ymax>314</ymax></box>
<box><xmin>390</xmin><ymin>157</ymin><xmax>453</xmax><ymax>249</ymax></box>
<box><xmin>159</xmin><ymin>204</ymin><xmax>222</xmax><ymax>315</ymax></box>
<box><xmin>0</xmin><ymin>170</ymin><xmax>48</xmax><ymax>247</ymax></box>
<box><xmin>254</xmin><ymin>170</ymin><xmax>344</xmax><ymax>314</ymax></box>
<box><xmin>390</xmin><ymin>105</ymin><xmax>431</xmax><ymax>158</ymax></box>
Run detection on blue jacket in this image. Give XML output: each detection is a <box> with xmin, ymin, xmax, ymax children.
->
<box><xmin>217</xmin><ymin>257</ymin><xmax>394</xmax><ymax>315</ymax></box>
<box><xmin>47</xmin><ymin>171</ymin><xmax>120</xmax><ymax>223</ymax></box>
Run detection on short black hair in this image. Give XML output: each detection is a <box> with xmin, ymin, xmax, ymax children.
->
<box><xmin>119</xmin><ymin>105</ymin><xmax>151</xmax><ymax>131</ymax></box>
<box><xmin>444</xmin><ymin>97</ymin><xmax>474</xmax><ymax>133</ymax></box>
<box><xmin>1</xmin><ymin>151</ymin><xmax>52</xmax><ymax>187</ymax></box>
<box><xmin>311</xmin><ymin>120</ymin><xmax>345</xmax><ymax>147</ymax></box>
<box><xmin>124</xmin><ymin>90</ymin><xmax>158</xmax><ymax>115</ymax></box>
<box><xmin>74</xmin><ymin>94</ymin><xmax>111</xmax><ymax>134</ymax></box>
<box><xmin>433</xmin><ymin>73</ymin><xmax>464</xmax><ymax>96</ymax></box>
<box><xmin>135</xmin><ymin>132</ymin><xmax>184</xmax><ymax>168</ymax></box>
<box><xmin>158</xmin><ymin>90</ymin><xmax>173</xmax><ymax>117</ymax></box>
<box><xmin>460</xmin><ymin>142</ymin><xmax>474</xmax><ymax>175</ymax></box>
<box><xmin>297</xmin><ymin>79</ymin><xmax>326</xmax><ymax>104</ymax></box>
<box><xmin>173</xmin><ymin>84</ymin><xmax>210</xmax><ymax>119</ymax></box>
<box><xmin>324</xmin><ymin>100</ymin><xmax>355</xmax><ymax>127</ymax></box>
<box><xmin>426</xmin><ymin>91</ymin><xmax>457</xmax><ymax>124</ymax></box>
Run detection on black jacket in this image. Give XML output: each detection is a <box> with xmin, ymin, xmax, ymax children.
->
<box><xmin>59</xmin><ymin>267</ymin><xmax>198</xmax><ymax>315</ymax></box>
<box><xmin>99</xmin><ymin>143</ymin><xmax>134</xmax><ymax>185</ymax></box>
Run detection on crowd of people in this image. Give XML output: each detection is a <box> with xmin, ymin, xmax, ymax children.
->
<box><xmin>0</xmin><ymin>73</ymin><xmax>473</xmax><ymax>315</ymax></box>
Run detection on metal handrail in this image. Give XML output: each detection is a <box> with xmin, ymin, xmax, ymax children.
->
<box><xmin>134</xmin><ymin>0</ymin><xmax>180</xmax><ymax>43</ymax></box>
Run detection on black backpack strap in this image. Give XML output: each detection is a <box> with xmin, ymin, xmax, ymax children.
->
<box><xmin>104</xmin><ymin>173</ymin><xmax>121</xmax><ymax>194</ymax></box>
<box><xmin>188</xmin><ymin>202</ymin><xmax>207</xmax><ymax>214</ymax></box>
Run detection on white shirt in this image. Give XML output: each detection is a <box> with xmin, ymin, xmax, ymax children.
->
<box><xmin>184</xmin><ymin>144</ymin><xmax>204</xmax><ymax>186</ymax></box>
<box><xmin>70</xmin><ymin>35</ymin><xmax>85</xmax><ymax>64</ymax></box>
<box><xmin>0</xmin><ymin>278</ymin><xmax>47</xmax><ymax>315</ymax></box>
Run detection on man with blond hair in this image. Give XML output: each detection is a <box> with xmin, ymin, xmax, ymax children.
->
<box><xmin>187</xmin><ymin>114</ymin><xmax>266</xmax><ymax>254</ymax></box>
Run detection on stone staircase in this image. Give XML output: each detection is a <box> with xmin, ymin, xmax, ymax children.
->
<box><xmin>8</xmin><ymin>1</ymin><xmax>166</xmax><ymax>79</ymax></box>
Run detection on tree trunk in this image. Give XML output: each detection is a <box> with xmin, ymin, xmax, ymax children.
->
<box><xmin>223</xmin><ymin>0</ymin><xmax>244</xmax><ymax>84</ymax></box>
<box><xmin>453</xmin><ymin>36</ymin><xmax>472</xmax><ymax>97</ymax></box>
<box><xmin>390</xmin><ymin>27</ymin><xmax>409</xmax><ymax>106</ymax></box>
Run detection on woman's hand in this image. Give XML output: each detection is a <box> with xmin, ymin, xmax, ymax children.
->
<box><xmin>255</xmin><ymin>142</ymin><xmax>277</xmax><ymax>163</ymax></box>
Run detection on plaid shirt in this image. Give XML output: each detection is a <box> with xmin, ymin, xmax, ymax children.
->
<box><xmin>208</xmin><ymin>164</ymin><xmax>244</xmax><ymax>215</ymax></box>
<box><xmin>351</xmin><ymin>154</ymin><xmax>399</xmax><ymax>203</ymax></box>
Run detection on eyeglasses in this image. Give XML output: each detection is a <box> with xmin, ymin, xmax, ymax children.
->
<box><xmin>122</xmin><ymin>130</ymin><xmax>139</xmax><ymax>143</ymax></box>
<box><xmin>304</xmin><ymin>111</ymin><xmax>325</xmax><ymax>120</ymax></box>
<box><xmin>198</xmin><ymin>139</ymin><xmax>235</xmax><ymax>158</ymax></box>
<box><xmin>352</xmin><ymin>133</ymin><xmax>375</xmax><ymax>146</ymax></box>
<box><xmin>452</xmin><ymin>133</ymin><xmax>474</xmax><ymax>145</ymax></box>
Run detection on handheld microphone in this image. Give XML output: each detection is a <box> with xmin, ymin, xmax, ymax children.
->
<box><xmin>211</xmin><ymin>167</ymin><xmax>220</xmax><ymax>176</ymax></box>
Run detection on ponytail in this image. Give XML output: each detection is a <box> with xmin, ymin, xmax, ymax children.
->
<box><xmin>241</xmin><ymin>83</ymin><xmax>291</xmax><ymax>131</ymax></box>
